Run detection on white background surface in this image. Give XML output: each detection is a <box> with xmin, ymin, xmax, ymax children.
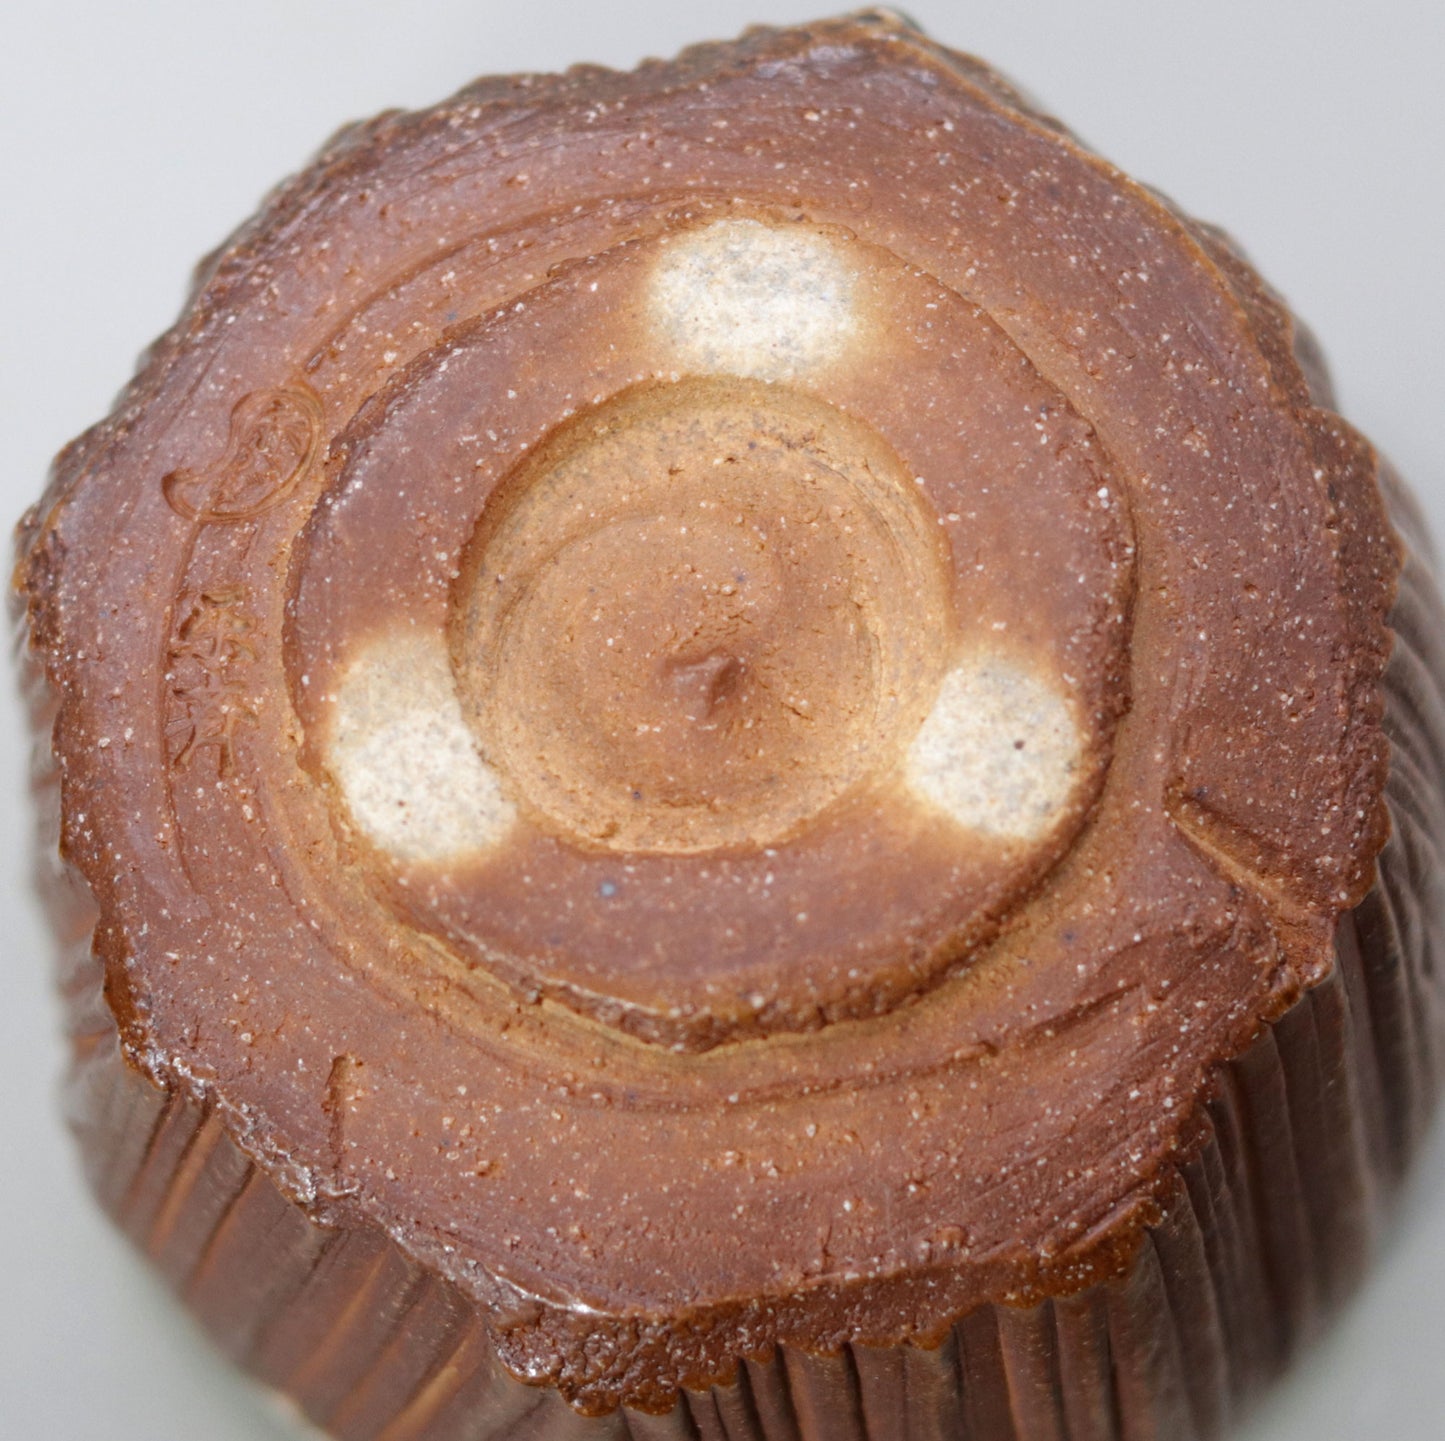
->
<box><xmin>2</xmin><ymin>2</ymin><xmax>1442</xmax><ymax>1437</ymax></box>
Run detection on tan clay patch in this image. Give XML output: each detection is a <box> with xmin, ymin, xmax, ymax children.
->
<box><xmin>327</xmin><ymin>629</ymin><xmax>515</xmax><ymax>863</ymax></box>
<box><xmin>906</xmin><ymin>656</ymin><xmax>1084</xmax><ymax>841</ymax></box>
<box><xmin>649</xmin><ymin>219</ymin><xmax>861</xmax><ymax>381</ymax></box>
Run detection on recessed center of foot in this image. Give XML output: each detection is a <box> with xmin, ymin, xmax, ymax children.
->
<box><xmin>665</xmin><ymin>649</ymin><xmax>746</xmax><ymax>724</ymax></box>
<box><xmin>451</xmin><ymin>379</ymin><xmax>952</xmax><ymax>854</ymax></box>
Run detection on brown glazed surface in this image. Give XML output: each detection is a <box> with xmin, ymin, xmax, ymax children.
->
<box><xmin>16</xmin><ymin>10</ymin><xmax>1443</xmax><ymax>1434</ymax></box>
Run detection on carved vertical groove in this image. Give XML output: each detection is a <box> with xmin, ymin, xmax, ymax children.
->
<box><xmin>39</xmin><ymin>533</ymin><xmax>1445</xmax><ymax>1437</ymax></box>
<box><xmin>45</xmin><ymin>924</ymin><xmax>1437</xmax><ymax>1441</ymax></box>
<box><xmin>18</xmin><ymin>17</ymin><xmax>1443</xmax><ymax>1420</ymax></box>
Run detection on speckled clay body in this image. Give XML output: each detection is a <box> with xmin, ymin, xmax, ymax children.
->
<box><xmin>15</xmin><ymin>12</ymin><xmax>1445</xmax><ymax>1439</ymax></box>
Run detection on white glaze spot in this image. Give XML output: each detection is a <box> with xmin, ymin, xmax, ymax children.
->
<box><xmin>649</xmin><ymin>219</ymin><xmax>859</xmax><ymax>381</ymax></box>
<box><xmin>906</xmin><ymin>657</ymin><xmax>1084</xmax><ymax>840</ymax></box>
<box><xmin>327</xmin><ymin>630</ymin><xmax>515</xmax><ymax>863</ymax></box>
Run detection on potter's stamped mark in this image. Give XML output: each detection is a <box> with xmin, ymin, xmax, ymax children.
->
<box><xmin>165</xmin><ymin>587</ymin><xmax>258</xmax><ymax>774</ymax></box>
<box><xmin>163</xmin><ymin>386</ymin><xmax>323</xmax><ymax>524</ymax></box>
